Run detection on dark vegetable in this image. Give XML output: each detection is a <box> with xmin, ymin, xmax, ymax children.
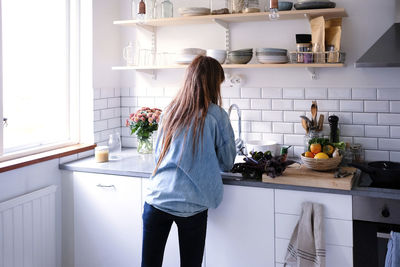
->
<box><xmin>231</xmin><ymin>150</ymin><xmax>297</xmax><ymax>179</ymax></box>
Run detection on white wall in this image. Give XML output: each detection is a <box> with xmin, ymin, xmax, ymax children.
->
<box><xmin>119</xmin><ymin>0</ymin><xmax>400</xmax><ymax>162</ymax></box>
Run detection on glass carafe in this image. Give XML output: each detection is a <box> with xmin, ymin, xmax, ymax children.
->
<box><xmin>108</xmin><ymin>133</ymin><xmax>122</xmax><ymax>160</ymax></box>
<box><xmin>123</xmin><ymin>42</ymin><xmax>136</xmax><ymax>66</ymax></box>
<box><xmin>161</xmin><ymin>0</ymin><xmax>173</xmax><ymax>18</ymax></box>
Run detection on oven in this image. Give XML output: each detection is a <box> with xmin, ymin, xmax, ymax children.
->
<box><xmin>353</xmin><ymin>196</ymin><xmax>400</xmax><ymax>267</ymax></box>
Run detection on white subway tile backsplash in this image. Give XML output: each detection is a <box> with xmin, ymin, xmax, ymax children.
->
<box><xmin>120</xmin><ymin>88</ymin><xmax>130</xmax><ymax>97</ymax></box>
<box><xmin>101</xmin><ymin>109</ymin><xmax>115</xmax><ymax>120</ymax></box>
<box><xmin>273</xmin><ymin>123</ymin><xmax>294</xmax><ymax>134</ymax></box>
<box><xmin>262</xmin><ymin>133</ymin><xmax>283</xmax><ymax>144</ymax></box>
<box><xmin>262</xmin><ymin>111</ymin><xmax>283</xmax><ymax>121</ymax></box>
<box><xmin>294</xmin><ymin>123</ymin><xmax>307</xmax><ymax>134</ymax></box>
<box><xmin>365</xmin><ymin>150</ymin><xmax>389</xmax><ymax>162</ymax></box>
<box><xmin>379</xmin><ymin>139</ymin><xmax>400</xmax><ymax>151</ymax></box>
<box><xmin>147</xmin><ymin>87</ymin><xmax>164</xmax><ymax>97</ymax></box>
<box><xmin>272</xmin><ymin>100</ymin><xmax>293</xmax><ymax>110</ymax></box>
<box><xmin>390</xmin><ymin>152</ymin><xmax>400</xmax><ymax>162</ymax></box>
<box><xmin>293</xmin><ymin>146</ymin><xmax>305</xmax><ymax>157</ymax></box>
<box><xmin>390</xmin><ymin>101</ymin><xmax>400</xmax><ymax>113</ymax></box>
<box><xmin>377</xmin><ymin>88</ymin><xmax>400</xmax><ymax>100</ymax></box>
<box><xmin>230</xmin><ymin>98</ymin><xmax>250</xmax><ymax>109</ymax></box>
<box><xmin>114</xmin><ymin>88</ymin><xmax>121</xmax><ymax>97</ymax></box>
<box><xmin>317</xmin><ymin>100</ymin><xmax>340</xmax><ymax>112</ymax></box>
<box><xmin>284</xmin><ymin>135</ymin><xmax>304</xmax><ymax>146</ymax></box>
<box><xmin>329</xmin><ymin>112</ymin><xmax>352</xmax><ymax>124</ymax></box>
<box><xmin>222</xmin><ymin>86</ymin><xmax>240</xmax><ymax>98</ymax></box>
<box><xmin>157</xmin><ymin>97</ymin><xmax>173</xmax><ymax>109</ymax></box>
<box><xmin>352</xmin><ymin>88</ymin><xmax>376</xmax><ymax>100</ymax></box>
<box><xmin>94</xmin><ymin>111</ymin><xmax>100</xmax><ymax>121</ymax></box>
<box><xmin>101</xmin><ymin>88</ymin><xmax>115</xmax><ymax>98</ymax></box>
<box><xmin>94</xmin><ymin>120</ymin><xmax>108</xmax><ymax>132</ymax></box>
<box><xmin>121</xmin><ymin>107</ymin><xmax>130</xmax><ymax>117</ymax></box>
<box><xmin>108</xmin><ymin>97</ymin><xmax>120</xmax><ymax>108</ymax></box>
<box><xmin>353</xmin><ymin>137</ymin><xmax>378</xmax><ymax>149</ymax></box>
<box><xmin>353</xmin><ymin>113</ymin><xmax>377</xmax><ymax>125</ymax></box>
<box><xmin>328</xmin><ymin>88</ymin><xmax>351</xmax><ymax>99</ymax></box>
<box><xmin>262</xmin><ymin>87</ymin><xmax>282</xmax><ymax>99</ymax></box>
<box><xmin>283</xmin><ymin>88</ymin><xmax>304</xmax><ymax>99</ymax></box>
<box><xmin>293</xmin><ymin>100</ymin><xmax>311</xmax><ymax>111</ymax></box>
<box><xmin>94</xmin><ymin>99</ymin><xmax>107</xmax><ymax>110</ymax></box>
<box><xmin>364</xmin><ymin>101</ymin><xmax>389</xmax><ymax>112</ymax></box>
<box><xmin>134</xmin><ymin>87</ymin><xmax>147</xmax><ymax>97</ymax></box>
<box><xmin>108</xmin><ymin>118</ymin><xmax>121</xmax><ymax>129</ymax></box>
<box><xmin>365</xmin><ymin>126</ymin><xmax>390</xmax><ymax>138</ymax></box>
<box><xmin>391</xmin><ymin>126</ymin><xmax>400</xmax><ymax>138</ymax></box>
<box><xmin>340</xmin><ymin>100</ymin><xmax>363</xmax><ymax>112</ymax></box>
<box><xmin>94</xmin><ymin>88</ymin><xmax>101</xmax><ymax>99</ymax></box>
<box><xmin>242</xmin><ymin>110</ymin><xmax>262</xmax><ymax>121</ymax></box>
<box><xmin>243</xmin><ymin>132</ymin><xmax>262</xmax><ymax>142</ymax></box>
<box><xmin>122</xmin><ymin>136</ymin><xmax>137</xmax><ymax>147</ymax></box>
<box><xmin>305</xmin><ymin>88</ymin><xmax>327</xmax><ymax>99</ymax></box>
<box><xmin>241</xmin><ymin>87</ymin><xmax>261</xmax><ymax>98</ymax></box>
<box><xmin>378</xmin><ymin>114</ymin><xmax>400</xmax><ymax>125</ymax></box>
<box><xmin>284</xmin><ymin>111</ymin><xmax>305</xmax><ymax>122</ymax></box>
<box><xmin>121</xmin><ymin>97</ymin><xmax>137</xmax><ymax>107</ymax></box>
<box><xmin>164</xmin><ymin>86</ymin><xmax>180</xmax><ymax>97</ymax></box>
<box><xmin>137</xmin><ymin>97</ymin><xmax>155</xmax><ymax>107</ymax></box>
<box><xmin>340</xmin><ymin>124</ymin><xmax>364</xmax><ymax>137</ymax></box>
<box><xmin>252</xmin><ymin>121</ymin><xmax>272</xmax><ymax>133</ymax></box>
<box><xmin>250</xmin><ymin>99</ymin><xmax>271</xmax><ymax>110</ymax></box>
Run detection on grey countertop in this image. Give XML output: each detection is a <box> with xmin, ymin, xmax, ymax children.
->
<box><xmin>59</xmin><ymin>149</ymin><xmax>400</xmax><ymax>200</ymax></box>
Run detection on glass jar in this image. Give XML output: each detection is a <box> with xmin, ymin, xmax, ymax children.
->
<box><xmin>108</xmin><ymin>133</ymin><xmax>122</xmax><ymax>160</ymax></box>
<box><xmin>232</xmin><ymin>0</ymin><xmax>245</xmax><ymax>13</ymax></box>
<box><xmin>146</xmin><ymin>0</ymin><xmax>156</xmax><ymax>20</ymax></box>
<box><xmin>161</xmin><ymin>0</ymin><xmax>173</xmax><ymax>18</ymax></box>
<box><xmin>244</xmin><ymin>0</ymin><xmax>260</xmax><ymax>13</ymax></box>
<box><xmin>351</xmin><ymin>143</ymin><xmax>363</xmax><ymax>163</ymax></box>
<box><xmin>304</xmin><ymin>130</ymin><xmax>323</xmax><ymax>153</ymax></box>
<box><xmin>211</xmin><ymin>0</ymin><xmax>230</xmax><ymax>14</ymax></box>
<box><xmin>95</xmin><ymin>146</ymin><xmax>109</xmax><ymax>163</ymax></box>
<box><xmin>131</xmin><ymin>0</ymin><xmax>138</xmax><ymax>19</ymax></box>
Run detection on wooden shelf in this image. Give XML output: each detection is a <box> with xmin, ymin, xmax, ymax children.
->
<box><xmin>112</xmin><ymin>63</ymin><xmax>344</xmax><ymax>70</ymax></box>
<box><xmin>114</xmin><ymin>8</ymin><xmax>347</xmax><ymax>27</ymax></box>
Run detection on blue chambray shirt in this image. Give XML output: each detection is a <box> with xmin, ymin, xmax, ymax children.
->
<box><xmin>145</xmin><ymin>103</ymin><xmax>236</xmax><ymax>217</ymax></box>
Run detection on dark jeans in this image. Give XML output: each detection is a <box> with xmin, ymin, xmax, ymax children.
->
<box><xmin>141</xmin><ymin>202</ymin><xmax>208</xmax><ymax>267</ymax></box>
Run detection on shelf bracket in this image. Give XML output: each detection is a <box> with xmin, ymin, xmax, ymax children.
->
<box><xmin>136</xmin><ymin>24</ymin><xmax>155</xmax><ymax>33</ymax></box>
<box><xmin>306</xmin><ymin>67</ymin><xmax>318</xmax><ymax>80</ymax></box>
<box><xmin>213</xmin><ymin>19</ymin><xmax>231</xmax><ymax>52</ymax></box>
<box><xmin>136</xmin><ymin>69</ymin><xmax>157</xmax><ymax>80</ymax></box>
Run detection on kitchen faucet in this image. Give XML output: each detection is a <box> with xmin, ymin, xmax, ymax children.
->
<box><xmin>228</xmin><ymin>104</ymin><xmax>245</xmax><ymax>155</ymax></box>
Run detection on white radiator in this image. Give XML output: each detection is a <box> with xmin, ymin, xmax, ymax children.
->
<box><xmin>0</xmin><ymin>185</ymin><xmax>57</xmax><ymax>267</ymax></box>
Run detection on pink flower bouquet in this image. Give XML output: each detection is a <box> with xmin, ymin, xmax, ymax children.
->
<box><xmin>126</xmin><ymin>107</ymin><xmax>162</xmax><ymax>140</ymax></box>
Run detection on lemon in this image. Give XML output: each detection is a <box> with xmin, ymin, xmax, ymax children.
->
<box><xmin>314</xmin><ymin>152</ymin><xmax>329</xmax><ymax>159</ymax></box>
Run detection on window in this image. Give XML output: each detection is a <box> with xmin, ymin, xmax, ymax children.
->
<box><xmin>0</xmin><ymin>0</ymin><xmax>88</xmax><ymax>160</ymax></box>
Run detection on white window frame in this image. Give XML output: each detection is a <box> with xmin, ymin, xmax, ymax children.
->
<box><xmin>0</xmin><ymin>0</ymin><xmax>93</xmax><ymax>162</ymax></box>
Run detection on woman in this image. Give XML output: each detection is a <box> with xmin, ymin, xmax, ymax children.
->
<box><xmin>141</xmin><ymin>55</ymin><xmax>236</xmax><ymax>267</ymax></box>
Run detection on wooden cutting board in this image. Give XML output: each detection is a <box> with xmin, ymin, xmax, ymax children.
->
<box><xmin>261</xmin><ymin>165</ymin><xmax>357</xmax><ymax>190</ymax></box>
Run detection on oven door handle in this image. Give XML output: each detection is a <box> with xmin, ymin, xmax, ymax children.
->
<box><xmin>377</xmin><ymin>232</ymin><xmax>391</xmax><ymax>239</ymax></box>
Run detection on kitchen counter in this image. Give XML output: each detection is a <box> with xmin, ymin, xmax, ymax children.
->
<box><xmin>59</xmin><ymin>149</ymin><xmax>400</xmax><ymax>200</ymax></box>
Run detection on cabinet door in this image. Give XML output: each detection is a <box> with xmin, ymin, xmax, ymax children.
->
<box><xmin>205</xmin><ymin>185</ymin><xmax>275</xmax><ymax>267</ymax></box>
<box><xmin>142</xmin><ymin>178</ymin><xmax>181</xmax><ymax>267</ymax></box>
<box><xmin>74</xmin><ymin>172</ymin><xmax>142</xmax><ymax>267</ymax></box>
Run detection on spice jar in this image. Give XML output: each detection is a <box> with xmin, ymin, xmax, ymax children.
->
<box><xmin>296</xmin><ymin>34</ymin><xmax>312</xmax><ymax>63</ymax></box>
<box><xmin>95</xmin><ymin>146</ymin><xmax>109</xmax><ymax>163</ymax></box>
<box><xmin>350</xmin><ymin>144</ymin><xmax>363</xmax><ymax>163</ymax></box>
<box><xmin>232</xmin><ymin>0</ymin><xmax>245</xmax><ymax>13</ymax></box>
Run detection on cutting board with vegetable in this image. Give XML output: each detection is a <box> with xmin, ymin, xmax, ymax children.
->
<box><xmin>262</xmin><ymin>165</ymin><xmax>357</xmax><ymax>190</ymax></box>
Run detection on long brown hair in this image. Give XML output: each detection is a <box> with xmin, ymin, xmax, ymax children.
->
<box><xmin>153</xmin><ymin>55</ymin><xmax>225</xmax><ymax>174</ymax></box>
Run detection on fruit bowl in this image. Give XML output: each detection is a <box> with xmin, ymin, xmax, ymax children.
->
<box><xmin>301</xmin><ymin>153</ymin><xmax>342</xmax><ymax>171</ymax></box>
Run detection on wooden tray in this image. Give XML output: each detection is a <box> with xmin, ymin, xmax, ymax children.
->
<box><xmin>261</xmin><ymin>165</ymin><xmax>357</xmax><ymax>190</ymax></box>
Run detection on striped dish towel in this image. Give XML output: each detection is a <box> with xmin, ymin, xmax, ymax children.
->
<box><xmin>284</xmin><ymin>202</ymin><xmax>326</xmax><ymax>267</ymax></box>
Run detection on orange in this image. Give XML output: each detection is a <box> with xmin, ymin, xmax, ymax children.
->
<box><xmin>314</xmin><ymin>152</ymin><xmax>329</xmax><ymax>159</ymax></box>
<box><xmin>305</xmin><ymin>151</ymin><xmax>314</xmax><ymax>158</ymax></box>
<box><xmin>310</xmin><ymin>143</ymin><xmax>322</xmax><ymax>154</ymax></box>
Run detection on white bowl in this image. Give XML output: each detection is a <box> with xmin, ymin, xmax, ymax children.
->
<box><xmin>207</xmin><ymin>49</ymin><xmax>227</xmax><ymax>64</ymax></box>
<box><xmin>246</xmin><ymin>140</ymin><xmax>277</xmax><ymax>156</ymax></box>
<box><xmin>178</xmin><ymin>48</ymin><xmax>206</xmax><ymax>56</ymax></box>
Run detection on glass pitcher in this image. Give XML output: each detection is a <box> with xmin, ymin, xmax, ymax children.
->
<box><xmin>108</xmin><ymin>133</ymin><xmax>122</xmax><ymax>160</ymax></box>
<box><xmin>123</xmin><ymin>42</ymin><xmax>135</xmax><ymax>66</ymax></box>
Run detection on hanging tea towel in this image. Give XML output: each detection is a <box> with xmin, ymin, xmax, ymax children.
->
<box><xmin>284</xmin><ymin>202</ymin><xmax>326</xmax><ymax>267</ymax></box>
<box><xmin>385</xmin><ymin>231</ymin><xmax>400</xmax><ymax>267</ymax></box>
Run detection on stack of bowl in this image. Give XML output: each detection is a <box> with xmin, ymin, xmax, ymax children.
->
<box><xmin>227</xmin><ymin>49</ymin><xmax>253</xmax><ymax>64</ymax></box>
<box><xmin>255</xmin><ymin>48</ymin><xmax>288</xmax><ymax>64</ymax></box>
<box><xmin>175</xmin><ymin>48</ymin><xmax>206</xmax><ymax>65</ymax></box>
<box><xmin>206</xmin><ymin>49</ymin><xmax>227</xmax><ymax>64</ymax></box>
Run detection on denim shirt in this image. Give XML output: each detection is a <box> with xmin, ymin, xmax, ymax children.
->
<box><xmin>145</xmin><ymin>103</ymin><xmax>236</xmax><ymax>217</ymax></box>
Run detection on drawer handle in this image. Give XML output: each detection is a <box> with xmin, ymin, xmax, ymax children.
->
<box><xmin>377</xmin><ymin>232</ymin><xmax>391</xmax><ymax>239</ymax></box>
<box><xmin>96</xmin><ymin>184</ymin><xmax>116</xmax><ymax>189</ymax></box>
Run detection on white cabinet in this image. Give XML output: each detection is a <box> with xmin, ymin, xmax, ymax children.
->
<box><xmin>205</xmin><ymin>185</ymin><xmax>275</xmax><ymax>267</ymax></box>
<box><xmin>141</xmin><ymin>178</ymin><xmax>181</xmax><ymax>267</ymax></box>
<box><xmin>74</xmin><ymin>172</ymin><xmax>143</xmax><ymax>267</ymax></box>
<box><xmin>274</xmin><ymin>189</ymin><xmax>353</xmax><ymax>267</ymax></box>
